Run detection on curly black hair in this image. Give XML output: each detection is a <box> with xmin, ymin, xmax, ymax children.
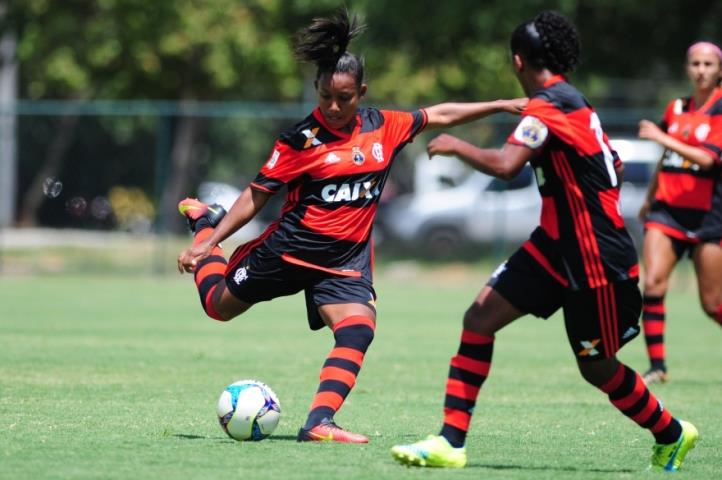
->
<box><xmin>510</xmin><ymin>10</ymin><xmax>581</xmax><ymax>74</ymax></box>
<box><xmin>293</xmin><ymin>9</ymin><xmax>366</xmax><ymax>86</ymax></box>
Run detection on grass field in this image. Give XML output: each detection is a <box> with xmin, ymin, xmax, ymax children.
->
<box><xmin>1</xmin><ymin>268</ymin><xmax>721</xmax><ymax>479</ymax></box>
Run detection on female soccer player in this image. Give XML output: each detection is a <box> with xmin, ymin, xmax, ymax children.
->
<box><xmin>636</xmin><ymin>41</ymin><xmax>722</xmax><ymax>385</ymax></box>
<box><xmin>391</xmin><ymin>11</ymin><xmax>697</xmax><ymax>471</ymax></box>
<box><xmin>176</xmin><ymin>11</ymin><xmax>525</xmax><ymax>443</ymax></box>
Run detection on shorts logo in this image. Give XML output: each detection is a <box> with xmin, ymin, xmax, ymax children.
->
<box><xmin>491</xmin><ymin>261</ymin><xmax>508</xmax><ymax>279</ymax></box>
<box><xmin>352</xmin><ymin>146</ymin><xmax>366</xmax><ymax>165</ymax></box>
<box><xmin>233</xmin><ymin>267</ymin><xmax>249</xmax><ymax>285</ymax></box>
<box><xmin>514</xmin><ymin>115</ymin><xmax>548</xmax><ymax>149</ymax></box>
<box><xmin>266</xmin><ymin>149</ymin><xmax>280</xmax><ymax>169</ymax></box>
<box><xmin>622</xmin><ymin>326</ymin><xmax>639</xmax><ymax>340</ymax></box>
<box><xmin>324</xmin><ymin>152</ymin><xmax>341</xmax><ymax>164</ymax></box>
<box><xmin>579</xmin><ymin>339</ymin><xmax>601</xmax><ymax>357</ymax></box>
<box><xmin>372</xmin><ymin>142</ymin><xmax>384</xmax><ymax>162</ymax></box>
<box><xmin>302</xmin><ymin>127</ymin><xmax>322</xmax><ymax>148</ymax></box>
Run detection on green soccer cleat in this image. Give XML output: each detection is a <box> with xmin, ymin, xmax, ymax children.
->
<box><xmin>649</xmin><ymin>420</ymin><xmax>698</xmax><ymax>472</ymax></box>
<box><xmin>391</xmin><ymin>435</ymin><xmax>467</xmax><ymax>468</ymax></box>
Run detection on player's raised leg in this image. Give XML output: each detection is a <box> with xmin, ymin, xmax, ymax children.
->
<box><xmin>178</xmin><ymin>198</ymin><xmax>250</xmax><ymax>321</ymax></box>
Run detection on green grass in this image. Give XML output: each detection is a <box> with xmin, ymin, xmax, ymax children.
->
<box><xmin>1</xmin><ymin>270</ymin><xmax>720</xmax><ymax>479</ymax></box>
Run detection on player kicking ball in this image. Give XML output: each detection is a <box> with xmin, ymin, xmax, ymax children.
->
<box><xmin>391</xmin><ymin>11</ymin><xmax>697</xmax><ymax>472</ymax></box>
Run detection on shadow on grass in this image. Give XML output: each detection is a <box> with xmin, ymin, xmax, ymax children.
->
<box><xmin>473</xmin><ymin>463</ymin><xmax>634</xmax><ymax>474</ymax></box>
<box><xmin>172</xmin><ymin>433</ymin><xmax>299</xmax><ymax>442</ymax></box>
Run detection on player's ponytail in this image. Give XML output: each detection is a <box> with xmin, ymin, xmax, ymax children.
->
<box><xmin>511</xmin><ymin>10</ymin><xmax>580</xmax><ymax>75</ymax></box>
<box><xmin>293</xmin><ymin>9</ymin><xmax>366</xmax><ymax>87</ymax></box>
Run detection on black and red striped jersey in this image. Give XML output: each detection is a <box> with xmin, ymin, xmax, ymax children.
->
<box><xmin>247</xmin><ymin>106</ymin><xmax>427</xmax><ymax>275</ymax></box>
<box><xmin>507</xmin><ymin>75</ymin><xmax>638</xmax><ymax>290</ymax></box>
<box><xmin>648</xmin><ymin>87</ymin><xmax>722</xmax><ymax>240</ymax></box>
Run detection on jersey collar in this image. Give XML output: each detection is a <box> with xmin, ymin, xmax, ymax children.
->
<box><xmin>312</xmin><ymin>107</ymin><xmax>361</xmax><ymax>139</ymax></box>
<box><xmin>690</xmin><ymin>86</ymin><xmax>722</xmax><ymax>113</ymax></box>
<box><xmin>543</xmin><ymin>74</ymin><xmax>566</xmax><ymax>88</ymax></box>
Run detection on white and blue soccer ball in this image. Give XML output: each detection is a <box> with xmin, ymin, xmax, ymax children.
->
<box><xmin>216</xmin><ymin>379</ymin><xmax>281</xmax><ymax>441</ymax></box>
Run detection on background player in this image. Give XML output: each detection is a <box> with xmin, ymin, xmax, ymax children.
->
<box><xmin>391</xmin><ymin>11</ymin><xmax>697</xmax><ymax>471</ymax></box>
<box><xmin>636</xmin><ymin>41</ymin><xmax>722</xmax><ymax>384</ymax></box>
<box><xmin>176</xmin><ymin>10</ymin><xmax>525</xmax><ymax>443</ymax></box>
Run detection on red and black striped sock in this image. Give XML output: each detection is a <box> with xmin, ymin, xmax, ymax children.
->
<box><xmin>439</xmin><ymin>330</ymin><xmax>494</xmax><ymax>448</ymax></box>
<box><xmin>191</xmin><ymin>228</ymin><xmax>226</xmax><ymax>321</ymax></box>
<box><xmin>642</xmin><ymin>294</ymin><xmax>666</xmax><ymax>371</ymax></box>
<box><xmin>304</xmin><ymin>316</ymin><xmax>375</xmax><ymax>429</ymax></box>
<box><xmin>599</xmin><ymin>363</ymin><xmax>681</xmax><ymax>444</ymax></box>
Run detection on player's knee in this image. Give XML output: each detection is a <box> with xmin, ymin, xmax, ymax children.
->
<box><xmin>577</xmin><ymin>357</ymin><xmax>619</xmax><ymax>388</ymax></box>
<box><xmin>205</xmin><ymin>305</ymin><xmax>231</xmax><ymax>322</ymax></box>
<box><xmin>462</xmin><ymin>303</ymin><xmax>496</xmax><ymax>336</ymax></box>
<box><xmin>642</xmin><ymin>274</ymin><xmax>667</xmax><ymax>295</ymax></box>
<box><xmin>333</xmin><ymin>316</ymin><xmax>375</xmax><ymax>349</ymax></box>
<box><xmin>700</xmin><ymin>298</ymin><xmax>722</xmax><ymax>321</ymax></box>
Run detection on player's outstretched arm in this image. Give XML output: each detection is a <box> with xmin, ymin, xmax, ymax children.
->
<box><xmin>428</xmin><ymin>134</ymin><xmax>533</xmax><ymax>180</ymax></box>
<box><xmin>178</xmin><ymin>187</ymin><xmax>270</xmax><ymax>273</ymax></box>
<box><xmin>424</xmin><ymin>98</ymin><xmax>527</xmax><ymax>129</ymax></box>
<box><xmin>638</xmin><ymin>119</ymin><xmax>715</xmax><ymax>169</ymax></box>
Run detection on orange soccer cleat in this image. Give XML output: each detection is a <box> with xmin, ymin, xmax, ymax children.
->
<box><xmin>178</xmin><ymin>198</ymin><xmax>226</xmax><ymax>232</ymax></box>
<box><xmin>297</xmin><ymin>420</ymin><xmax>369</xmax><ymax>443</ymax></box>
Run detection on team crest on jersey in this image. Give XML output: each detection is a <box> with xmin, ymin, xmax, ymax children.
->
<box><xmin>372</xmin><ymin>142</ymin><xmax>384</xmax><ymax>162</ymax></box>
<box><xmin>266</xmin><ymin>149</ymin><xmax>280</xmax><ymax>169</ymax></box>
<box><xmin>514</xmin><ymin>115</ymin><xmax>548</xmax><ymax>149</ymax></box>
<box><xmin>695</xmin><ymin>123</ymin><xmax>710</xmax><ymax>141</ymax></box>
<box><xmin>352</xmin><ymin>146</ymin><xmax>366</xmax><ymax>165</ymax></box>
<box><xmin>302</xmin><ymin>127</ymin><xmax>322</xmax><ymax>148</ymax></box>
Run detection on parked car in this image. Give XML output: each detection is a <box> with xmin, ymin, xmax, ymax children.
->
<box><xmin>197</xmin><ymin>181</ymin><xmax>267</xmax><ymax>242</ymax></box>
<box><xmin>379</xmin><ymin>139</ymin><xmax>662</xmax><ymax>257</ymax></box>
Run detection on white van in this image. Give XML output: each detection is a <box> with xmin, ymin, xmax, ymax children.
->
<box><xmin>379</xmin><ymin>139</ymin><xmax>662</xmax><ymax>257</ymax></box>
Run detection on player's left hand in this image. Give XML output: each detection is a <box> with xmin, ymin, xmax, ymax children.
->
<box><xmin>428</xmin><ymin>133</ymin><xmax>461</xmax><ymax>158</ymax></box>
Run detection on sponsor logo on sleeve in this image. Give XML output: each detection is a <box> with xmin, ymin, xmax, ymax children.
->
<box><xmin>514</xmin><ymin>115</ymin><xmax>548</xmax><ymax>149</ymax></box>
<box><xmin>266</xmin><ymin>149</ymin><xmax>280</xmax><ymax>169</ymax></box>
<box><xmin>302</xmin><ymin>127</ymin><xmax>322</xmax><ymax>148</ymax></box>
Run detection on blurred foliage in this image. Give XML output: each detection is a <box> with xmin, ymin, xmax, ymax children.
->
<box><xmin>108</xmin><ymin>185</ymin><xmax>155</xmax><ymax>232</ymax></box>
<box><xmin>5</xmin><ymin>0</ymin><xmax>721</xmax><ymax>105</ymax></box>
<box><xmin>3</xmin><ymin>0</ymin><xmax>722</xmax><ymax>229</ymax></box>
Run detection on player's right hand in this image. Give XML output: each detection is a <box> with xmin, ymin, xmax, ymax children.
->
<box><xmin>177</xmin><ymin>241</ymin><xmax>213</xmax><ymax>273</ymax></box>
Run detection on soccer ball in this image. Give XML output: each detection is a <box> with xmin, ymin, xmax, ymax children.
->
<box><xmin>216</xmin><ymin>379</ymin><xmax>281</xmax><ymax>441</ymax></box>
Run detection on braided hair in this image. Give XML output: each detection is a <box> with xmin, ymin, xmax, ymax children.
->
<box><xmin>293</xmin><ymin>9</ymin><xmax>366</xmax><ymax>87</ymax></box>
<box><xmin>510</xmin><ymin>11</ymin><xmax>581</xmax><ymax>75</ymax></box>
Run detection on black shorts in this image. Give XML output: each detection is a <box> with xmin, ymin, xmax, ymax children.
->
<box><xmin>645</xmin><ymin>221</ymin><xmax>722</xmax><ymax>260</ymax></box>
<box><xmin>224</xmin><ymin>244</ymin><xmax>376</xmax><ymax>330</ymax></box>
<box><xmin>489</xmin><ymin>247</ymin><xmax>642</xmax><ymax>361</ymax></box>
